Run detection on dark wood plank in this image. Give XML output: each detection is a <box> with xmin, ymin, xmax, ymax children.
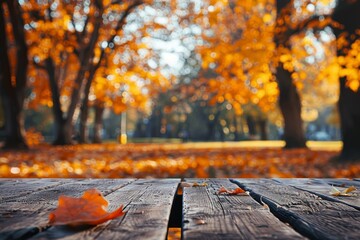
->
<box><xmin>182</xmin><ymin>179</ymin><xmax>304</xmax><ymax>240</ymax></box>
<box><xmin>0</xmin><ymin>179</ymin><xmax>135</xmax><ymax>239</ymax></box>
<box><xmin>231</xmin><ymin>179</ymin><xmax>360</xmax><ymax>240</ymax></box>
<box><xmin>274</xmin><ymin>178</ymin><xmax>360</xmax><ymax>210</ymax></box>
<box><xmin>0</xmin><ymin>179</ymin><xmax>72</xmax><ymax>202</ymax></box>
<box><xmin>32</xmin><ymin>179</ymin><xmax>180</xmax><ymax>240</ymax></box>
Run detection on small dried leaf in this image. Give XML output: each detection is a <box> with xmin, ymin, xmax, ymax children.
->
<box><xmin>218</xmin><ymin>186</ymin><xmax>246</xmax><ymax>195</ymax></box>
<box><xmin>330</xmin><ymin>186</ymin><xmax>341</xmax><ymax>196</ymax></box>
<box><xmin>192</xmin><ymin>182</ymin><xmax>208</xmax><ymax>187</ymax></box>
<box><xmin>344</xmin><ymin>186</ymin><xmax>356</xmax><ymax>194</ymax></box>
<box><xmin>49</xmin><ymin>188</ymin><xmax>125</xmax><ymax>226</ymax></box>
<box><xmin>194</xmin><ymin>218</ymin><xmax>206</xmax><ymax>225</ymax></box>
<box><xmin>181</xmin><ymin>182</ymin><xmax>207</xmax><ymax>188</ymax></box>
<box><xmin>330</xmin><ymin>186</ymin><xmax>357</xmax><ymax>197</ymax></box>
<box><xmin>180</xmin><ymin>182</ymin><xmax>193</xmax><ymax>188</ymax></box>
<box><xmin>218</xmin><ymin>186</ymin><xmax>228</xmax><ymax>194</ymax></box>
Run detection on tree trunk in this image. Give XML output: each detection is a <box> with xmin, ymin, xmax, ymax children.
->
<box><xmin>0</xmin><ymin>2</ymin><xmax>27</xmax><ymax>149</ymax></box>
<box><xmin>44</xmin><ymin>57</ymin><xmax>71</xmax><ymax>145</ymax></box>
<box><xmin>79</xmin><ymin>77</ymin><xmax>93</xmax><ymax>144</ymax></box>
<box><xmin>79</xmin><ymin>103</ymin><xmax>89</xmax><ymax>144</ymax></box>
<box><xmin>79</xmin><ymin>48</ymin><xmax>105</xmax><ymax>144</ymax></box>
<box><xmin>52</xmin><ymin>118</ymin><xmax>70</xmax><ymax>145</ymax></box>
<box><xmin>93</xmin><ymin>103</ymin><xmax>104</xmax><ymax>143</ymax></box>
<box><xmin>207</xmin><ymin>111</ymin><xmax>220</xmax><ymax>141</ymax></box>
<box><xmin>275</xmin><ymin>0</ymin><xmax>306</xmax><ymax>149</ymax></box>
<box><xmin>246</xmin><ymin>115</ymin><xmax>257</xmax><ymax>139</ymax></box>
<box><xmin>233</xmin><ymin>114</ymin><xmax>240</xmax><ymax>141</ymax></box>
<box><xmin>338</xmin><ymin>78</ymin><xmax>360</xmax><ymax>159</ymax></box>
<box><xmin>277</xmin><ymin>66</ymin><xmax>306</xmax><ymax>148</ymax></box>
<box><xmin>259</xmin><ymin>118</ymin><xmax>268</xmax><ymax>140</ymax></box>
<box><xmin>332</xmin><ymin>1</ymin><xmax>360</xmax><ymax>160</ymax></box>
<box><xmin>64</xmin><ymin>7</ymin><xmax>103</xmax><ymax>144</ymax></box>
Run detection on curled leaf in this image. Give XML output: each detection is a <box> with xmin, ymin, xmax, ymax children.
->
<box><xmin>192</xmin><ymin>182</ymin><xmax>208</xmax><ymax>187</ymax></box>
<box><xmin>330</xmin><ymin>186</ymin><xmax>357</xmax><ymax>197</ymax></box>
<box><xmin>344</xmin><ymin>186</ymin><xmax>356</xmax><ymax>194</ymax></box>
<box><xmin>218</xmin><ymin>186</ymin><xmax>246</xmax><ymax>195</ymax></box>
<box><xmin>49</xmin><ymin>188</ymin><xmax>125</xmax><ymax>226</ymax></box>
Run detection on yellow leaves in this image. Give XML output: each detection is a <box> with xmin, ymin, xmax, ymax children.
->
<box><xmin>329</xmin><ymin>186</ymin><xmax>357</xmax><ymax>197</ymax></box>
<box><xmin>49</xmin><ymin>188</ymin><xmax>125</xmax><ymax>226</ymax></box>
<box><xmin>264</xmin><ymin>82</ymin><xmax>278</xmax><ymax>97</ymax></box>
<box><xmin>279</xmin><ymin>54</ymin><xmax>292</xmax><ymax>64</ymax></box>
<box><xmin>262</xmin><ymin>13</ymin><xmax>272</xmax><ymax>24</ymax></box>
<box><xmin>347</xmin><ymin>79</ymin><xmax>360</xmax><ymax>91</ymax></box>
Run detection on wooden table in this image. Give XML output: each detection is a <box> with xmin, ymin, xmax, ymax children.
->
<box><xmin>0</xmin><ymin>178</ymin><xmax>359</xmax><ymax>239</ymax></box>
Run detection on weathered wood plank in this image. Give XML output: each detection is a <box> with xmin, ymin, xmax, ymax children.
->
<box><xmin>182</xmin><ymin>179</ymin><xmax>304</xmax><ymax>240</ymax></box>
<box><xmin>31</xmin><ymin>179</ymin><xmax>180</xmax><ymax>240</ymax></box>
<box><xmin>231</xmin><ymin>179</ymin><xmax>360</xmax><ymax>240</ymax></box>
<box><xmin>0</xmin><ymin>179</ymin><xmax>135</xmax><ymax>239</ymax></box>
<box><xmin>274</xmin><ymin>178</ymin><xmax>360</xmax><ymax>210</ymax></box>
<box><xmin>323</xmin><ymin>178</ymin><xmax>360</xmax><ymax>189</ymax></box>
<box><xmin>0</xmin><ymin>179</ymin><xmax>72</xmax><ymax>203</ymax></box>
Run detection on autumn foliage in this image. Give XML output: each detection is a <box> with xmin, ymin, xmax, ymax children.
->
<box><xmin>0</xmin><ymin>143</ymin><xmax>359</xmax><ymax>178</ymax></box>
<box><xmin>0</xmin><ymin>1</ymin><xmax>360</xmax><ymax>161</ymax></box>
<box><xmin>49</xmin><ymin>188</ymin><xmax>125</xmax><ymax>226</ymax></box>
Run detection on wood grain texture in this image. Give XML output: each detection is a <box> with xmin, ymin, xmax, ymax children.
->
<box><xmin>231</xmin><ymin>179</ymin><xmax>360</xmax><ymax>240</ymax></box>
<box><xmin>323</xmin><ymin>178</ymin><xmax>360</xmax><ymax>189</ymax></box>
<box><xmin>0</xmin><ymin>179</ymin><xmax>72</xmax><ymax>203</ymax></box>
<box><xmin>182</xmin><ymin>179</ymin><xmax>304</xmax><ymax>240</ymax></box>
<box><xmin>274</xmin><ymin>178</ymin><xmax>360</xmax><ymax>210</ymax></box>
<box><xmin>28</xmin><ymin>179</ymin><xmax>180</xmax><ymax>240</ymax></box>
<box><xmin>0</xmin><ymin>179</ymin><xmax>135</xmax><ymax>239</ymax></box>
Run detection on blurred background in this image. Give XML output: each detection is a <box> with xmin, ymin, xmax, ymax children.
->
<box><xmin>0</xmin><ymin>0</ymin><xmax>359</xmax><ymax>159</ymax></box>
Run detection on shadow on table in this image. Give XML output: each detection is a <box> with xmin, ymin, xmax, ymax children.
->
<box><xmin>0</xmin><ymin>225</ymin><xmax>95</xmax><ymax>239</ymax></box>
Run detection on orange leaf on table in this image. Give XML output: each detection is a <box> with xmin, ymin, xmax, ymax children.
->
<box><xmin>218</xmin><ymin>186</ymin><xmax>246</xmax><ymax>195</ymax></box>
<box><xmin>330</xmin><ymin>185</ymin><xmax>357</xmax><ymax>197</ymax></box>
<box><xmin>49</xmin><ymin>188</ymin><xmax>125</xmax><ymax>226</ymax></box>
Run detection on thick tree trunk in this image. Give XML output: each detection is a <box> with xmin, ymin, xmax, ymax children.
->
<box><xmin>52</xmin><ymin>118</ymin><xmax>70</xmax><ymax>145</ymax></box>
<box><xmin>1</xmin><ymin>97</ymin><xmax>27</xmax><ymax>149</ymax></box>
<box><xmin>332</xmin><ymin>1</ymin><xmax>360</xmax><ymax>160</ymax></box>
<box><xmin>93</xmin><ymin>103</ymin><xmax>104</xmax><ymax>143</ymax></box>
<box><xmin>275</xmin><ymin>0</ymin><xmax>306</xmax><ymax>149</ymax></box>
<box><xmin>0</xmin><ymin>2</ymin><xmax>27</xmax><ymax>149</ymax></box>
<box><xmin>338</xmin><ymin>78</ymin><xmax>360</xmax><ymax>159</ymax></box>
<box><xmin>277</xmin><ymin>66</ymin><xmax>306</xmax><ymax>148</ymax></box>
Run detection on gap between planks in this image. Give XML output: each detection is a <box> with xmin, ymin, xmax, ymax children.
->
<box><xmin>231</xmin><ymin>178</ymin><xmax>360</xmax><ymax>240</ymax></box>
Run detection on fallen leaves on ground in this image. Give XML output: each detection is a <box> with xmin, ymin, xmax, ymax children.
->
<box><xmin>0</xmin><ymin>143</ymin><xmax>359</xmax><ymax>178</ymax></box>
<box><xmin>329</xmin><ymin>186</ymin><xmax>357</xmax><ymax>197</ymax></box>
<box><xmin>218</xmin><ymin>186</ymin><xmax>246</xmax><ymax>195</ymax></box>
<box><xmin>49</xmin><ymin>188</ymin><xmax>125</xmax><ymax>226</ymax></box>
